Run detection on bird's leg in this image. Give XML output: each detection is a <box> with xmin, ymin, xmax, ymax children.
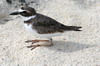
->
<box><xmin>25</xmin><ymin>40</ymin><xmax>49</xmax><ymax>44</ymax></box>
<box><xmin>27</xmin><ymin>38</ymin><xmax>53</xmax><ymax>50</ymax></box>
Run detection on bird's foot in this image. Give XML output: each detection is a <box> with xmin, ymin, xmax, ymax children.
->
<box><xmin>26</xmin><ymin>38</ymin><xmax>53</xmax><ymax>50</ymax></box>
<box><xmin>25</xmin><ymin>40</ymin><xmax>49</xmax><ymax>44</ymax></box>
<box><xmin>27</xmin><ymin>43</ymin><xmax>53</xmax><ymax>50</ymax></box>
<box><xmin>27</xmin><ymin>44</ymin><xmax>40</xmax><ymax>50</ymax></box>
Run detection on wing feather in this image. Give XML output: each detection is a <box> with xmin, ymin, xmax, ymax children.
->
<box><xmin>32</xmin><ymin>14</ymin><xmax>65</xmax><ymax>34</ymax></box>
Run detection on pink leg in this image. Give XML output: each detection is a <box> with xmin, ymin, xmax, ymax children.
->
<box><xmin>26</xmin><ymin>38</ymin><xmax>53</xmax><ymax>50</ymax></box>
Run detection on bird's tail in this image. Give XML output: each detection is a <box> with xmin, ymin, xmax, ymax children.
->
<box><xmin>65</xmin><ymin>26</ymin><xmax>82</xmax><ymax>31</ymax></box>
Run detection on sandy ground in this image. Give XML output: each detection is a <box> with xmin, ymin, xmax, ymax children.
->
<box><xmin>0</xmin><ymin>0</ymin><xmax>100</xmax><ymax>66</ymax></box>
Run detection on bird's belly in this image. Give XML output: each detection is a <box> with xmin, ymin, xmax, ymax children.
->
<box><xmin>24</xmin><ymin>24</ymin><xmax>62</xmax><ymax>38</ymax></box>
<box><xmin>39</xmin><ymin>33</ymin><xmax>62</xmax><ymax>38</ymax></box>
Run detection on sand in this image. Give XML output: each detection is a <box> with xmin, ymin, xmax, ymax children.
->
<box><xmin>0</xmin><ymin>0</ymin><xmax>100</xmax><ymax>66</ymax></box>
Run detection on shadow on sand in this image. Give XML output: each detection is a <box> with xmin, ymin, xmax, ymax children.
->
<box><xmin>47</xmin><ymin>41</ymin><xmax>96</xmax><ymax>53</ymax></box>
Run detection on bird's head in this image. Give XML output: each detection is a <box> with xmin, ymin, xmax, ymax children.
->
<box><xmin>10</xmin><ymin>5</ymin><xmax>37</xmax><ymax>17</ymax></box>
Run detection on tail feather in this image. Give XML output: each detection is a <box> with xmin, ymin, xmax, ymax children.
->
<box><xmin>66</xmin><ymin>26</ymin><xmax>82</xmax><ymax>31</ymax></box>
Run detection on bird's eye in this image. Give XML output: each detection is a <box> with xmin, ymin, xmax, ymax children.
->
<box><xmin>20</xmin><ymin>11</ymin><xmax>28</xmax><ymax>16</ymax></box>
<box><xmin>20</xmin><ymin>11</ymin><xmax>31</xmax><ymax>16</ymax></box>
<box><xmin>22</xmin><ymin>11</ymin><xmax>27</xmax><ymax>13</ymax></box>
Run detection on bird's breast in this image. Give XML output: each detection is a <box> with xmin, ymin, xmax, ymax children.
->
<box><xmin>24</xmin><ymin>23</ymin><xmax>38</xmax><ymax>35</ymax></box>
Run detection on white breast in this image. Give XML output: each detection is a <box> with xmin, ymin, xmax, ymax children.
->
<box><xmin>24</xmin><ymin>24</ymin><xmax>38</xmax><ymax>35</ymax></box>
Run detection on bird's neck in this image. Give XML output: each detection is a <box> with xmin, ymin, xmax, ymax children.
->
<box><xmin>22</xmin><ymin>15</ymin><xmax>36</xmax><ymax>21</ymax></box>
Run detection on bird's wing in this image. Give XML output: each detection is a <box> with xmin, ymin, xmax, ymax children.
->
<box><xmin>32</xmin><ymin>14</ymin><xmax>67</xmax><ymax>34</ymax></box>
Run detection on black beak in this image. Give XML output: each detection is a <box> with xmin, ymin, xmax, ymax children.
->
<box><xmin>10</xmin><ymin>11</ymin><xmax>19</xmax><ymax>15</ymax></box>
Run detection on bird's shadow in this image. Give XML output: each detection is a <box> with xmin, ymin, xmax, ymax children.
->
<box><xmin>46</xmin><ymin>41</ymin><xmax>96</xmax><ymax>53</ymax></box>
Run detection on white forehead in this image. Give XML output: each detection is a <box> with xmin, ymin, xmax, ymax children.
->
<box><xmin>18</xmin><ymin>9</ymin><xmax>26</xmax><ymax>12</ymax></box>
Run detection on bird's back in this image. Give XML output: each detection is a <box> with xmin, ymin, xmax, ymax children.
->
<box><xmin>24</xmin><ymin>13</ymin><xmax>82</xmax><ymax>34</ymax></box>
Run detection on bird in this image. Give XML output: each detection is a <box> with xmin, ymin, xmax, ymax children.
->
<box><xmin>10</xmin><ymin>5</ymin><xmax>82</xmax><ymax>50</ymax></box>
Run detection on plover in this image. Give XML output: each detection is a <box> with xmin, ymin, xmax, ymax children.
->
<box><xmin>10</xmin><ymin>5</ymin><xmax>82</xmax><ymax>50</ymax></box>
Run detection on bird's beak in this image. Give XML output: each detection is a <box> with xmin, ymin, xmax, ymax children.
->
<box><xmin>10</xmin><ymin>11</ymin><xmax>20</xmax><ymax>15</ymax></box>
